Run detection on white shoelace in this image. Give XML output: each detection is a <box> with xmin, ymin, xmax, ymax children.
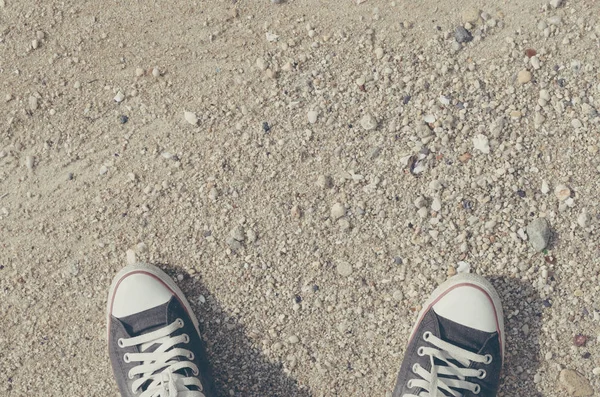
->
<box><xmin>119</xmin><ymin>318</ymin><xmax>206</xmax><ymax>397</ymax></box>
<box><xmin>403</xmin><ymin>331</ymin><xmax>492</xmax><ymax>397</ymax></box>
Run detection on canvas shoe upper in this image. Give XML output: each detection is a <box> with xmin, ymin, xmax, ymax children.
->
<box><xmin>392</xmin><ymin>273</ymin><xmax>504</xmax><ymax>397</ymax></box>
<box><xmin>107</xmin><ymin>263</ymin><xmax>215</xmax><ymax>397</ymax></box>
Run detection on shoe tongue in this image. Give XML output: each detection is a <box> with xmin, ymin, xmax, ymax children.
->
<box><xmin>434</xmin><ymin>311</ymin><xmax>492</xmax><ymax>354</ymax></box>
<box><xmin>119</xmin><ymin>301</ymin><xmax>169</xmax><ymax>336</ymax></box>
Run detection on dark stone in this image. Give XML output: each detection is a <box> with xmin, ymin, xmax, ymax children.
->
<box><xmin>455</xmin><ymin>26</ymin><xmax>473</xmax><ymax>43</ymax></box>
<box><xmin>119</xmin><ymin>115</ymin><xmax>129</xmax><ymax>124</ymax></box>
<box><xmin>262</xmin><ymin>121</ymin><xmax>270</xmax><ymax>133</ymax></box>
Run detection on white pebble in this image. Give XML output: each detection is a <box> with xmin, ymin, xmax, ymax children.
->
<box><xmin>152</xmin><ymin>67</ymin><xmax>161</xmax><ymax>77</ymax></box>
<box><xmin>571</xmin><ymin>119</ymin><xmax>582</xmax><ymax>129</ymax></box>
<box><xmin>256</xmin><ymin>57</ymin><xmax>267</xmax><ymax>71</ymax></box>
<box><xmin>374</xmin><ymin>47</ymin><xmax>384</xmax><ymax>59</ymax></box>
<box><xmin>530</xmin><ymin>56</ymin><xmax>540</xmax><ymax>70</ymax></box>
<box><xmin>577</xmin><ymin>209</ymin><xmax>589</xmax><ymax>228</ymax></box>
<box><xmin>541</xmin><ymin>180</ymin><xmax>550</xmax><ymax>194</ymax></box>
<box><xmin>99</xmin><ymin>165</ymin><xmax>108</xmax><ymax>175</ymax></box>
<box><xmin>550</xmin><ymin>0</ymin><xmax>563</xmax><ymax>8</ymax></box>
<box><xmin>184</xmin><ymin>111</ymin><xmax>198</xmax><ymax>125</ymax></box>
<box><xmin>114</xmin><ymin>91</ymin><xmax>125</xmax><ymax>103</ymax></box>
<box><xmin>423</xmin><ymin>114</ymin><xmax>436</xmax><ymax>123</ymax></box>
<box><xmin>360</xmin><ymin>114</ymin><xmax>377</xmax><ymax>130</ymax></box>
<box><xmin>126</xmin><ymin>249</ymin><xmax>136</xmax><ymax>265</ymax></box>
<box><xmin>307</xmin><ymin>110</ymin><xmax>318</xmax><ymax>124</ymax></box>
<box><xmin>25</xmin><ymin>155</ymin><xmax>34</xmax><ymax>170</ymax></box>
<box><xmin>431</xmin><ymin>197</ymin><xmax>442</xmax><ymax>212</ymax></box>
<box><xmin>135</xmin><ymin>67</ymin><xmax>145</xmax><ymax>77</ymax></box>
<box><xmin>456</xmin><ymin>261</ymin><xmax>471</xmax><ymax>274</ymax></box>
<box><xmin>554</xmin><ymin>184</ymin><xmax>571</xmax><ymax>201</ymax></box>
<box><xmin>336</xmin><ymin>261</ymin><xmax>353</xmax><ymax>277</ymax></box>
<box><xmin>288</xmin><ymin>335</ymin><xmax>300</xmax><ymax>344</ymax></box>
<box><xmin>473</xmin><ymin>134</ymin><xmax>490</xmax><ymax>154</ymax></box>
<box><xmin>593</xmin><ymin>367</ymin><xmax>600</xmax><ymax>376</ymax></box>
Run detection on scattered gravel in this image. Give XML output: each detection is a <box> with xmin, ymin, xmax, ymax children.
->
<box><xmin>2</xmin><ymin>1</ymin><xmax>599</xmax><ymax>397</ymax></box>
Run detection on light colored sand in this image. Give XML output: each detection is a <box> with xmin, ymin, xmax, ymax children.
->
<box><xmin>1</xmin><ymin>0</ymin><xmax>599</xmax><ymax>396</ymax></box>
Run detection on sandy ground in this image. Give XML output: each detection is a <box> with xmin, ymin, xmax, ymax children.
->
<box><xmin>1</xmin><ymin>0</ymin><xmax>600</xmax><ymax>396</ymax></box>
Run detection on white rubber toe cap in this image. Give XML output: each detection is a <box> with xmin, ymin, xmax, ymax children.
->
<box><xmin>432</xmin><ymin>284</ymin><xmax>499</xmax><ymax>333</ymax></box>
<box><xmin>111</xmin><ymin>272</ymin><xmax>174</xmax><ymax>318</ymax></box>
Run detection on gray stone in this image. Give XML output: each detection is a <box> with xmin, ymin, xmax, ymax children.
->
<box><xmin>455</xmin><ymin>26</ymin><xmax>473</xmax><ymax>43</ymax></box>
<box><xmin>526</xmin><ymin>218</ymin><xmax>551</xmax><ymax>252</ymax></box>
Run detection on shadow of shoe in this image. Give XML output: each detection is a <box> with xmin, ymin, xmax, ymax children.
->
<box><xmin>488</xmin><ymin>276</ymin><xmax>544</xmax><ymax>397</ymax></box>
<box><xmin>157</xmin><ymin>263</ymin><xmax>312</xmax><ymax>397</ymax></box>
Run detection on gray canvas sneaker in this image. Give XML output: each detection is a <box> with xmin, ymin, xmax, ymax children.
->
<box><xmin>107</xmin><ymin>263</ymin><xmax>215</xmax><ymax>397</ymax></box>
<box><xmin>392</xmin><ymin>273</ymin><xmax>505</xmax><ymax>397</ymax></box>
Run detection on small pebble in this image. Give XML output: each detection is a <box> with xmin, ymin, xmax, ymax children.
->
<box><xmin>331</xmin><ymin>203</ymin><xmax>346</xmax><ymax>220</ymax></box>
<box><xmin>455</xmin><ymin>26</ymin><xmax>473</xmax><ymax>43</ymax></box>
<box><xmin>574</xmin><ymin>334</ymin><xmax>587</xmax><ymax>347</ymax></box>
<box><xmin>307</xmin><ymin>110</ymin><xmax>318</xmax><ymax>124</ymax></box>
<box><xmin>29</xmin><ymin>96</ymin><xmax>39</xmax><ymax>110</ymax></box>
<box><xmin>184</xmin><ymin>111</ymin><xmax>198</xmax><ymax>126</ymax></box>
<box><xmin>554</xmin><ymin>184</ymin><xmax>571</xmax><ymax>201</ymax></box>
<box><xmin>119</xmin><ymin>115</ymin><xmax>129</xmax><ymax>124</ymax></box>
<box><xmin>99</xmin><ymin>165</ymin><xmax>108</xmax><ymax>175</ymax></box>
<box><xmin>288</xmin><ymin>335</ymin><xmax>299</xmax><ymax>344</ymax></box>
<box><xmin>360</xmin><ymin>114</ymin><xmax>377</xmax><ymax>131</ymax></box>
<box><xmin>126</xmin><ymin>249</ymin><xmax>136</xmax><ymax>265</ymax></box>
<box><xmin>473</xmin><ymin>134</ymin><xmax>490</xmax><ymax>154</ymax></box>
<box><xmin>336</xmin><ymin>261</ymin><xmax>353</xmax><ymax>277</ymax></box>
<box><xmin>152</xmin><ymin>67</ymin><xmax>161</xmax><ymax>77</ymax></box>
<box><xmin>256</xmin><ymin>57</ymin><xmax>267</xmax><ymax>71</ymax></box>
<box><xmin>550</xmin><ymin>0</ymin><xmax>563</xmax><ymax>8</ymax></box>
<box><xmin>392</xmin><ymin>290</ymin><xmax>404</xmax><ymax>301</ymax></box>
<box><xmin>541</xmin><ymin>181</ymin><xmax>550</xmax><ymax>194</ymax></box>
<box><xmin>526</xmin><ymin>218</ymin><xmax>551</xmax><ymax>252</ymax></box>
<box><xmin>230</xmin><ymin>225</ymin><xmax>245</xmax><ymax>241</ymax></box>
<box><xmin>135</xmin><ymin>67</ymin><xmax>145</xmax><ymax>77</ymax></box>
<box><xmin>571</xmin><ymin>119</ymin><xmax>582</xmax><ymax>129</ymax></box>
<box><xmin>114</xmin><ymin>91</ymin><xmax>125</xmax><ymax>103</ymax></box>
<box><xmin>559</xmin><ymin>369</ymin><xmax>594</xmax><ymax>397</ymax></box>
<box><xmin>517</xmin><ymin>69</ymin><xmax>532</xmax><ymax>84</ymax></box>
<box><xmin>25</xmin><ymin>155</ymin><xmax>34</xmax><ymax>170</ymax></box>
<box><xmin>317</xmin><ymin>175</ymin><xmax>333</xmax><ymax>189</ymax></box>
<box><xmin>374</xmin><ymin>47</ymin><xmax>384</xmax><ymax>59</ymax></box>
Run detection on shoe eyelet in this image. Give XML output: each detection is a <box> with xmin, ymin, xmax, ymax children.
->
<box><xmin>123</xmin><ymin>353</ymin><xmax>130</xmax><ymax>363</ymax></box>
<box><xmin>473</xmin><ymin>384</ymin><xmax>481</xmax><ymax>394</ymax></box>
<box><xmin>117</xmin><ymin>338</ymin><xmax>125</xmax><ymax>348</ymax></box>
<box><xmin>128</xmin><ymin>370</ymin><xmax>134</xmax><ymax>380</ymax></box>
<box><xmin>183</xmin><ymin>334</ymin><xmax>190</xmax><ymax>343</ymax></box>
<box><xmin>407</xmin><ymin>380</ymin><xmax>414</xmax><ymax>389</ymax></box>
<box><xmin>477</xmin><ymin>369</ymin><xmax>486</xmax><ymax>379</ymax></box>
<box><xmin>412</xmin><ymin>364</ymin><xmax>420</xmax><ymax>373</ymax></box>
<box><xmin>193</xmin><ymin>368</ymin><xmax>199</xmax><ymax>376</ymax></box>
<box><xmin>422</xmin><ymin>331</ymin><xmax>431</xmax><ymax>341</ymax></box>
<box><xmin>188</xmin><ymin>352</ymin><xmax>195</xmax><ymax>360</ymax></box>
<box><xmin>484</xmin><ymin>354</ymin><xmax>493</xmax><ymax>364</ymax></box>
<box><xmin>417</xmin><ymin>347</ymin><xmax>425</xmax><ymax>356</ymax></box>
<box><xmin>176</xmin><ymin>318</ymin><xmax>185</xmax><ymax>328</ymax></box>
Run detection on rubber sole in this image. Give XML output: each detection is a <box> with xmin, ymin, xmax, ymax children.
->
<box><xmin>409</xmin><ymin>273</ymin><xmax>505</xmax><ymax>361</ymax></box>
<box><xmin>106</xmin><ymin>263</ymin><xmax>201</xmax><ymax>337</ymax></box>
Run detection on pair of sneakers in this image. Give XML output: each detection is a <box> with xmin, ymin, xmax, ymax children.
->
<box><xmin>107</xmin><ymin>263</ymin><xmax>504</xmax><ymax>397</ymax></box>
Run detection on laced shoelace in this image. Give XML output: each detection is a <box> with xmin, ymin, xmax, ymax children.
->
<box><xmin>119</xmin><ymin>318</ymin><xmax>206</xmax><ymax>397</ymax></box>
<box><xmin>403</xmin><ymin>331</ymin><xmax>492</xmax><ymax>397</ymax></box>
